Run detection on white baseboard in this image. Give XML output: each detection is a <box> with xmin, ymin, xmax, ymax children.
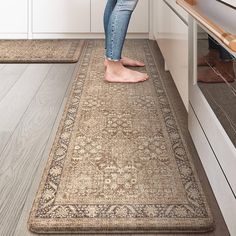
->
<box><xmin>0</xmin><ymin>33</ymin><xmax>28</xmax><ymax>39</ymax></box>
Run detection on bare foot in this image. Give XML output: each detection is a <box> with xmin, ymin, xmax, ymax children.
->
<box><xmin>104</xmin><ymin>57</ymin><xmax>145</xmax><ymax>67</ymax></box>
<box><xmin>198</xmin><ymin>49</ymin><xmax>219</xmax><ymax>67</ymax></box>
<box><xmin>198</xmin><ymin>61</ymin><xmax>235</xmax><ymax>83</ymax></box>
<box><xmin>104</xmin><ymin>61</ymin><xmax>148</xmax><ymax>83</ymax></box>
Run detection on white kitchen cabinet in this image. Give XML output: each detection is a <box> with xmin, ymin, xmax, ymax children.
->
<box><xmin>0</xmin><ymin>0</ymin><xmax>150</xmax><ymax>38</ymax></box>
<box><xmin>32</xmin><ymin>0</ymin><xmax>90</xmax><ymax>33</ymax></box>
<box><xmin>91</xmin><ymin>0</ymin><xmax>149</xmax><ymax>33</ymax></box>
<box><xmin>188</xmin><ymin>17</ymin><xmax>236</xmax><ymax>235</ymax></box>
<box><xmin>0</xmin><ymin>0</ymin><xmax>28</xmax><ymax>34</ymax></box>
<box><xmin>163</xmin><ymin>0</ymin><xmax>188</xmax><ymax>22</ymax></box>
<box><xmin>154</xmin><ymin>0</ymin><xmax>189</xmax><ymax>110</ymax></box>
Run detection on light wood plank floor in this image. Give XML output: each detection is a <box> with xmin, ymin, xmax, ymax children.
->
<box><xmin>0</xmin><ymin>62</ymin><xmax>77</xmax><ymax>236</ymax></box>
<box><xmin>0</xmin><ymin>41</ymin><xmax>230</xmax><ymax>236</ymax></box>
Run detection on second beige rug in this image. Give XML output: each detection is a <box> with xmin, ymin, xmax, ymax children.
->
<box><xmin>0</xmin><ymin>39</ymin><xmax>84</xmax><ymax>63</ymax></box>
<box><xmin>28</xmin><ymin>40</ymin><xmax>214</xmax><ymax>234</ymax></box>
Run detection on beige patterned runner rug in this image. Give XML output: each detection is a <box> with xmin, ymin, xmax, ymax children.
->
<box><xmin>0</xmin><ymin>39</ymin><xmax>84</xmax><ymax>63</ymax></box>
<box><xmin>28</xmin><ymin>40</ymin><xmax>214</xmax><ymax>234</ymax></box>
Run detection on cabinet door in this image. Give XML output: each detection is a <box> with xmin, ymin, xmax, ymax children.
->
<box><xmin>33</xmin><ymin>0</ymin><xmax>90</xmax><ymax>33</ymax></box>
<box><xmin>0</xmin><ymin>0</ymin><xmax>28</xmax><ymax>33</ymax></box>
<box><xmin>155</xmin><ymin>1</ymin><xmax>189</xmax><ymax>110</ymax></box>
<box><xmin>91</xmin><ymin>0</ymin><xmax>149</xmax><ymax>33</ymax></box>
<box><xmin>164</xmin><ymin>0</ymin><xmax>188</xmax><ymax>22</ymax></box>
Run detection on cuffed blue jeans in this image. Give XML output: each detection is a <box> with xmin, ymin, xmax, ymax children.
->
<box><xmin>103</xmin><ymin>0</ymin><xmax>139</xmax><ymax>61</ymax></box>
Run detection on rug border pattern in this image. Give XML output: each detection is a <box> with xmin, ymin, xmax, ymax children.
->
<box><xmin>28</xmin><ymin>40</ymin><xmax>214</xmax><ymax>233</ymax></box>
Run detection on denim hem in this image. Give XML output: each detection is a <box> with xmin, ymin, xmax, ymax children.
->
<box><xmin>105</xmin><ymin>56</ymin><xmax>121</xmax><ymax>62</ymax></box>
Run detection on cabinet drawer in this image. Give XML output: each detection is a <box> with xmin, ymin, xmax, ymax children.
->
<box><xmin>189</xmin><ymin>105</ymin><xmax>236</xmax><ymax>236</ymax></box>
<box><xmin>32</xmin><ymin>0</ymin><xmax>90</xmax><ymax>33</ymax></box>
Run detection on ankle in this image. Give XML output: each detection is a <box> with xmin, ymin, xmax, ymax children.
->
<box><xmin>208</xmin><ymin>49</ymin><xmax>219</xmax><ymax>57</ymax></box>
<box><xmin>106</xmin><ymin>61</ymin><xmax>124</xmax><ymax>72</ymax></box>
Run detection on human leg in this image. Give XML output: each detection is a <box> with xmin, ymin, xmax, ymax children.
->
<box><xmin>104</xmin><ymin>0</ymin><xmax>148</xmax><ymax>83</ymax></box>
<box><xmin>209</xmin><ymin>35</ymin><xmax>235</xmax><ymax>82</ymax></box>
<box><xmin>105</xmin><ymin>0</ymin><xmax>139</xmax><ymax>61</ymax></box>
<box><xmin>198</xmin><ymin>35</ymin><xmax>219</xmax><ymax>66</ymax></box>
<box><xmin>104</xmin><ymin>0</ymin><xmax>145</xmax><ymax>67</ymax></box>
<box><xmin>198</xmin><ymin>36</ymin><xmax>235</xmax><ymax>83</ymax></box>
<box><xmin>208</xmin><ymin>35</ymin><xmax>233</xmax><ymax>61</ymax></box>
<box><xmin>104</xmin><ymin>0</ymin><xmax>117</xmax><ymax>50</ymax></box>
<box><xmin>198</xmin><ymin>35</ymin><xmax>233</xmax><ymax>67</ymax></box>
